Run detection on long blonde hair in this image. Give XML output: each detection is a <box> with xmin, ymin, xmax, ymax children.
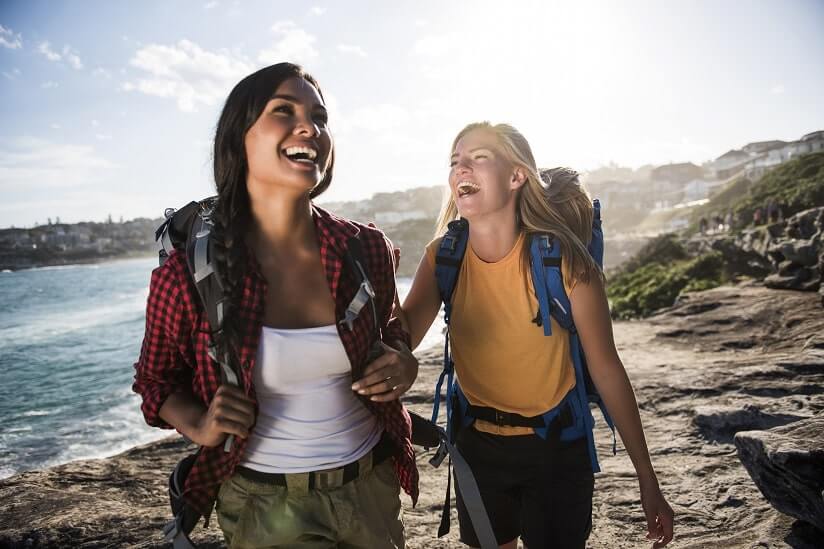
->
<box><xmin>436</xmin><ymin>122</ymin><xmax>602</xmax><ymax>285</ymax></box>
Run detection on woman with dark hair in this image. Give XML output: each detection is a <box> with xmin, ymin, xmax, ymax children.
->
<box><xmin>133</xmin><ymin>62</ymin><xmax>418</xmax><ymax>548</ymax></box>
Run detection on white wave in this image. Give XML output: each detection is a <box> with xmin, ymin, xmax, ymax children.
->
<box><xmin>23</xmin><ymin>263</ymin><xmax>101</xmax><ymax>273</ymax></box>
<box><xmin>21</xmin><ymin>409</ymin><xmax>51</xmax><ymax>417</ymax></box>
<box><xmin>0</xmin><ymin>287</ymin><xmax>148</xmax><ymax>349</ymax></box>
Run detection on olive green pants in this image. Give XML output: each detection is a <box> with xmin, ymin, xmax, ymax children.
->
<box><xmin>216</xmin><ymin>460</ymin><xmax>405</xmax><ymax>548</ymax></box>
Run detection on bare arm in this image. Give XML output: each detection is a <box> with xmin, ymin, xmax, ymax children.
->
<box><xmin>159</xmin><ymin>386</ymin><xmax>255</xmax><ymax>448</ymax></box>
<box><xmin>570</xmin><ymin>275</ymin><xmax>675</xmax><ymax>547</ymax></box>
<box><xmin>400</xmin><ymin>251</ymin><xmax>442</xmax><ymax>350</ymax></box>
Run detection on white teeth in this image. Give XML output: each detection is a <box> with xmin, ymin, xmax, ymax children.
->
<box><xmin>457</xmin><ymin>180</ymin><xmax>480</xmax><ymax>197</ymax></box>
<box><xmin>284</xmin><ymin>146</ymin><xmax>318</xmax><ymax>161</ymax></box>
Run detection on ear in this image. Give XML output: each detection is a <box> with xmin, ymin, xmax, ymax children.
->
<box><xmin>510</xmin><ymin>168</ymin><xmax>527</xmax><ymax>190</ymax></box>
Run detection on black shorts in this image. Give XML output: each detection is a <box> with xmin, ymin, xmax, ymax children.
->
<box><xmin>454</xmin><ymin>423</ymin><xmax>594</xmax><ymax>549</ymax></box>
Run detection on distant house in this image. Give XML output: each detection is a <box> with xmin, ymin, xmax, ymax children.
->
<box><xmin>709</xmin><ymin>149</ymin><xmax>750</xmax><ymax>179</ymax></box>
<box><xmin>650</xmin><ymin>162</ymin><xmax>705</xmax><ymax>185</ymax></box>
<box><xmin>649</xmin><ymin>163</ymin><xmax>705</xmax><ymax>209</ymax></box>
<box><xmin>741</xmin><ymin>140</ymin><xmax>787</xmax><ymax>155</ymax></box>
<box><xmin>789</xmin><ymin>131</ymin><xmax>824</xmax><ymax>156</ymax></box>
<box><xmin>683</xmin><ymin>178</ymin><xmax>724</xmax><ymax>203</ymax></box>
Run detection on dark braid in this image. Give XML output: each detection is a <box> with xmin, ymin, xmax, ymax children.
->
<box><xmin>210</xmin><ymin>62</ymin><xmax>334</xmax><ymax>360</ymax></box>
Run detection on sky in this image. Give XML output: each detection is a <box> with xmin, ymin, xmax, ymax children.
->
<box><xmin>0</xmin><ymin>0</ymin><xmax>822</xmax><ymax>228</ymax></box>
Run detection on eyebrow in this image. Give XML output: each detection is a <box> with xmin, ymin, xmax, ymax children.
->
<box><xmin>450</xmin><ymin>147</ymin><xmax>492</xmax><ymax>159</ymax></box>
<box><xmin>270</xmin><ymin>94</ymin><xmax>327</xmax><ymax>111</ymax></box>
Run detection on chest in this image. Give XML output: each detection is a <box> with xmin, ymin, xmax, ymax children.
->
<box><xmin>258</xmin><ymin>254</ymin><xmax>338</xmax><ymax>329</ymax></box>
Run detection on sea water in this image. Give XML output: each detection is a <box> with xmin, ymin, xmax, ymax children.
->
<box><xmin>0</xmin><ymin>257</ymin><xmax>443</xmax><ymax>479</ymax></box>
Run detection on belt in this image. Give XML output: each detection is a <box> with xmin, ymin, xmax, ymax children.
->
<box><xmin>234</xmin><ymin>433</ymin><xmax>396</xmax><ymax>493</ymax></box>
<box><xmin>465</xmin><ymin>401</ymin><xmax>575</xmax><ymax>430</ymax></box>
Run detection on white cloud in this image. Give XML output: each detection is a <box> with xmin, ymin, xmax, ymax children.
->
<box><xmin>0</xmin><ymin>137</ymin><xmax>116</xmax><ymax>191</ymax></box>
<box><xmin>0</xmin><ymin>24</ymin><xmax>22</xmax><ymax>49</ymax></box>
<box><xmin>770</xmin><ymin>84</ymin><xmax>785</xmax><ymax>95</ymax></box>
<box><xmin>2</xmin><ymin>68</ymin><xmax>21</xmax><ymax>80</ymax></box>
<box><xmin>204</xmin><ymin>0</ymin><xmax>219</xmax><ymax>8</ymax></box>
<box><xmin>37</xmin><ymin>41</ymin><xmax>83</xmax><ymax>69</ymax></box>
<box><xmin>258</xmin><ymin>21</ymin><xmax>318</xmax><ymax>64</ymax></box>
<box><xmin>41</xmin><ymin>81</ymin><xmax>59</xmax><ymax>89</ymax></box>
<box><xmin>123</xmin><ymin>39</ymin><xmax>253</xmax><ymax>112</ymax></box>
<box><xmin>62</xmin><ymin>45</ymin><xmax>83</xmax><ymax>69</ymax></box>
<box><xmin>91</xmin><ymin>120</ymin><xmax>100</xmax><ymax>127</ymax></box>
<box><xmin>95</xmin><ymin>133</ymin><xmax>113</xmax><ymax>141</ymax></box>
<box><xmin>310</xmin><ymin>6</ymin><xmax>326</xmax><ymax>16</ymax></box>
<box><xmin>50</xmin><ymin>124</ymin><xmax>61</xmax><ymax>130</ymax></box>
<box><xmin>38</xmin><ymin>41</ymin><xmax>61</xmax><ymax>61</ymax></box>
<box><xmin>337</xmin><ymin>44</ymin><xmax>367</xmax><ymax>57</ymax></box>
<box><xmin>92</xmin><ymin>67</ymin><xmax>112</xmax><ymax>79</ymax></box>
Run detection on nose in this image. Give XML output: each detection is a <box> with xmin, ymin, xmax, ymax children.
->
<box><xmin>453</xmin><ymin>158</ymin><xmax>472</xmax><ymax>177</ymax></box>
<box><xmin>294</xmin><ymin>113</ymin><xmax>320</xmax><ymax>137</ymax></box>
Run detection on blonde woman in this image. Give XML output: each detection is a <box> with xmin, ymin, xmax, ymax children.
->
<box><xmin>363</xmin><ymin>122</ymin><xmax>674</xmax><ymax>548</ymax></box>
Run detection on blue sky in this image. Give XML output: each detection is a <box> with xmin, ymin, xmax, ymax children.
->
<box><xmin>1</xmin><ymin>0</ymin><xmax>822</xmax><ymax>228</ymax></box>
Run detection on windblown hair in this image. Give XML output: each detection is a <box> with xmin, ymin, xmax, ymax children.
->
<box><xmin>435</xmin><ymin>122</ymin><xmax>602</xmax><ymax>285</ymax></box>
<box><xmin>211</xmin><ymin>62</ymin><xmax>333</xmax><ymax>359</ymax></box>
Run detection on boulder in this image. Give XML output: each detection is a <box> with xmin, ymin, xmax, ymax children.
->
<box><xmin>786</xmin><ymin>207</ymin><xmax>824</xmax><ymax>240</ymax></box>
<box><xmin>734</xmin><ymin>418</ymin><xmax>824</xmax><ymax>533</ymax></box>
<box><xmin>780</xmin><ymin>239</ymin><xmax>821</xmax><ymax>267</ymax></box>
<box><xmin>692</xmin><ymin>404</ymin><xmax>807</xmax><ymax>443</ymax></box>
<box><xmin>764</xmin><ymin>267</ymin><xmax>820</xmax><ymax>291</ymax></box>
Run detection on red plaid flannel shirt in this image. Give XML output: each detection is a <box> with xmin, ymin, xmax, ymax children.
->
<box><xmin>133</xmin><ymin>204</ymin><xmax>419</xmax><ymax>518</ymax></box>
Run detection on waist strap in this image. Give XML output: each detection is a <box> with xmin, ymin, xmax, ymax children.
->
<box><xmin>464</xmin><ymin>400</ymin><xmax>575</xmax><ymax>430</ymax></box>
<box><xmin>234</xmin><ymin>432</ymin><xmax>395</xmax><ymax>492</ymax></box>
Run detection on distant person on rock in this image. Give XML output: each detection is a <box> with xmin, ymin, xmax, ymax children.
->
<box><xmin>133</xmin><ymin>62</ymin><xmax>418</xmax><ymax>548</ymax></box>
<box><xmin>389</xmin><ymin>122</ymin><xmax>675</xmax><ymax>548</ymax></box>
<box><xmin>699</xmin><ymin>216</ymin><xmax>708</xmax><ymax>235</ymax></box>
<box><xmin>753</xmin><ymin>207</ymin><xmax>763</xmax><ymax>226</ymax></box>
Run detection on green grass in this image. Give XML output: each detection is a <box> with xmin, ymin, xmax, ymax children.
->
<box><xmin>606</xmin><ymin>235</ymin><xmax>725</xmax><ymax>319</ymax></box>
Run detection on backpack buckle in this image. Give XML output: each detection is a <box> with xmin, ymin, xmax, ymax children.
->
<box><xmin>540</xmin><ymin>234</ymin><xmax>552</xmax><ymax>252</ymax></box>
<box><xmin>441</xmin><ymin>235</ymin><xmax>457</xmax><ymax>252</ymax></box>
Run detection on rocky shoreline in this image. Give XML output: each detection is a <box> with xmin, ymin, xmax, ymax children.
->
<box><xmin>1</xmin><ymin>283</ymin><xmax>823</xmax><ymax>548</ymax></box>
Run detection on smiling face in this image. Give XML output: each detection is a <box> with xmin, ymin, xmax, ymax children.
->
<box><xmin>244</xmin><ymin>76</ymin><xmax>333</xmax><ymax>196</ymax></box>
<box><xmin>449</xmin><ymin>127</ymin><xmax>525</xmax><ymax>220</ymax></box>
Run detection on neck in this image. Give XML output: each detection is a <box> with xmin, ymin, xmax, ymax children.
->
<box><xmin>246</xmin><ymin>183</ymin><xmax>316</xmax><ymax>257</ymax></box>
<box><xmin>466</xmin><ymin>204</ymin><xmax>521</xmax><ymax>263</ymax></box>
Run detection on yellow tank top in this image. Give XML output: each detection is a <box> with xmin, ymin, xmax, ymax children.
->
<box><xmin>425</xmin><ymin>232</ymin><xmax>576</xmax><ymax>436</ymax></box>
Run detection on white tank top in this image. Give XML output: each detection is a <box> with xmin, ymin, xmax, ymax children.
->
<box><xmin>239</xmin><ymin>324</ymin><xmax>382</xmax><ymax>473</ymax></box>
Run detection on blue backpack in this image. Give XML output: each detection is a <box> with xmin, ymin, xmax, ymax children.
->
<box><xmin>431</xmin><ymin>199</ymin><xmax>616</xmax><ymax>474</ymax></box>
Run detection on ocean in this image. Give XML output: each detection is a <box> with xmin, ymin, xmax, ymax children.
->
<box><xmin>0</xmin><ymin>257</ymin><xmax>443</xmax><ymax>479</ymax></box>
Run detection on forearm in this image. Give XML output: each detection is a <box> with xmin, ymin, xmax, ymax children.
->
<box><xmin>590</xmin><ymin>361</ymin><xmax>657</xmax><ymax>485</ymax></box>
<box><xmin>158</xmin><ymin>390</ymin><xmax>207</xmax><ymax>444</ymax></box>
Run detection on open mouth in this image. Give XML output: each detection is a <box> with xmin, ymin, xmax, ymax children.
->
<box><xmin>283</xmin><ymin>146</ymin><xmax>319</xmax><ymax>165</ymax></box>
<box><xmin>457</xmin><ymin>180</ymin><xmax>480</xmax><ymax>198</ymax></box>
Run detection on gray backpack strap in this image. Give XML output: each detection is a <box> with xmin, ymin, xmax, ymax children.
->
<box><xmin>415</xmin><ymin>414</ymin><xmax>496</xmax><ymax>549</ymax></box>
<box><xmin>162</xmin><ymin>516</ymin><xmax>198</xmax><ymax>549</ymax></box>
<box><xmin>443</xmin><ymin>437</ymin><xmax>497</xmax><ymax>549</ymax></box>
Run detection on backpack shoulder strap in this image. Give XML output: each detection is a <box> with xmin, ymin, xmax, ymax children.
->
<box><xmin>530</xmin><ymin>233</ymin><xmax>573</xmax><ymax>336</ymax></box>
<box><xmin>156</xmin><ymin>197</ymin><xmax>239</xmax><ymax>453</ymax></box>
<box><xmin>434</xmin><ymin>218</ymin><xmax>469</xmax><ymax>323</ymax></box>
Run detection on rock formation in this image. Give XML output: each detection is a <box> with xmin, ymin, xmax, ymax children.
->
<box><xmin>735</xmin><ymin>419</ymin><xmax>824</xmax><ymax>533</ymax></box>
